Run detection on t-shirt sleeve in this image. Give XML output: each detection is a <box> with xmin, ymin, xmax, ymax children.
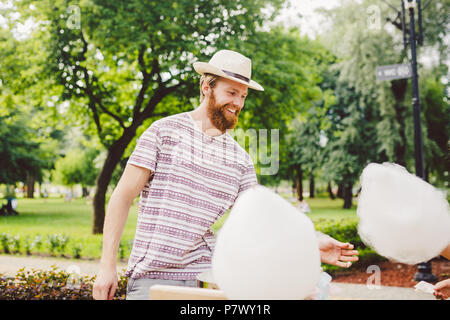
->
<box><xmin>237</xmin><ymin>161</ymin><xmax>258</xmax><ymax>197</ymax></box>
<box><xmin>127</xmin><ymin>121</ymin><xmax>161</xmax><ymax>173</ymax></box>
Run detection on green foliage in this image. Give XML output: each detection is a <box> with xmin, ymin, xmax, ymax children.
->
<box><xmin>0</xmin><ymin>115</ymin><xmax>50</xmax><ymax>185</ymax></box>
<box><xmin>0</xmin><ymin>233</ymin><xmax>11</xmax><ymax>254</ymax></box>
<box><xmin>230</xmin><ymin>26</ymin><xmax>335</xmax><ymax>185</ymax></box>
<box><xmin>317</xmin><ymin>0</ymin><xmax>449</xmax><ymax>190</ymax></box>
<box><xmin>53</xmin><ymin>148</ymin><xmax>100</xmax><ymax>187</ymax></box>
<box><xmin>0</xmin><ymin>231</ymin><xmax>133</xmax><ymax>262</ymax></box>
<box><xmin>72</xmin><ymin>243</ymin><xmax>83</xmax><ymax>259</ymax></box>
<box><xmin>0</xmin><ymin>266</ymin><xmax>128</xmax><ymax>300</ymax></box>
<box><xmin>420</xmin><ymin>75</ymin><xmax>450</xmax><ymax>186</ymax></box>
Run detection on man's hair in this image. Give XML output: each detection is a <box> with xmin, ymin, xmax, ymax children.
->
<box><xmin>199</xmin><ymin>73</ymin><xmax>220</xmax><ymax>103</ymax></box>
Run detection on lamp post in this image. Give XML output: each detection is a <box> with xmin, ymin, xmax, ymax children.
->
<box><xmin>381</xmin><ymin>0</ymin><xmax>438</xmax><ymax>282</ymax></box>
<box><xmin>404</xmin><ymin>0</ymin><xmax>437</xmax><ymax>282</ymax></box>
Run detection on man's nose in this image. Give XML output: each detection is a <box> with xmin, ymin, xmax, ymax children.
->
<box><xmin>233</xmin><ymin>97</ymin><xmax>245</xmax><ymax>109</ymax></box>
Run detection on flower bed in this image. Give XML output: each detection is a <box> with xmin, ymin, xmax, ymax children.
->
<box><xmin>0</xmin><ymin>266</ymin><xmax>128</xmax><ymax>300</ymax></box>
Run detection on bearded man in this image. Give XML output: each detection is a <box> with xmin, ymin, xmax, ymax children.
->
<box><xmin>93</xmin><ymin>50</ymin><xmax>358</xmax><ymax>300</ymax></box>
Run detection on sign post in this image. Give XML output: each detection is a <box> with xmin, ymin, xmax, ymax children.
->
<box><xmin>379</xmin><ymin>0</ymin><xmax>437</xmax><ymax>282</ymax></box>
<box><xmin>376</xmin><ymin>64</ymin><xmax>412</xmax><ymax>81</ymax></box>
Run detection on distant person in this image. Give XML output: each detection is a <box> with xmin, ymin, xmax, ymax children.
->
<box><xmin>65</xmin><ymin>190</ymin><xmax>72</xmax><ymax>202</ymax></box>
<box><xmin>299</xmin><ymin>199</ymin><xmax>311</xmax><ymax>214</ymax></box>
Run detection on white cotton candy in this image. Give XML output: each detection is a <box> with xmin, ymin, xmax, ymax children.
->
<box><xmin>357</xmin><ymin>162</ymin><xmax>450</xmax><ymax>265</ymax></box>
<box><xmin>212</xmin><ymin>185</ymin><xmax>321</xmax><ymax>300</ymax></box>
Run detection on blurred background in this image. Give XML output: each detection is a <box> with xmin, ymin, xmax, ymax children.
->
<box><xmin>0</xmin><ymin>0</ymin><xmax>448</xmax><ymax>286</ymax></box>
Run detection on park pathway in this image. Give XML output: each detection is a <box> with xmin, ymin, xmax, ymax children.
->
<box><xmin>0</xmin><ymin>254</ymin><xmax>438</xmax><ymax>300</ymax></box>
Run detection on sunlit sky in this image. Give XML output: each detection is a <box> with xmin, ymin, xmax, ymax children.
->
<box><xmin>274</xmin><ymin>0</ymin><xmax>342</xmax><ymax>38</ymax></box>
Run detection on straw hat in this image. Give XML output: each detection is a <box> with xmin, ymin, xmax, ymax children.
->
<box><xmin>193</xmin><ymin>50</ymin><xmax>264</xmax><ymax>91</ymax></box>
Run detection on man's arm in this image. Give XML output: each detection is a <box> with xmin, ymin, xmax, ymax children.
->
<box><xmin>93</xmin><ymin>164</ymin><xmax>151</xmax><ymax>300</ymax></box>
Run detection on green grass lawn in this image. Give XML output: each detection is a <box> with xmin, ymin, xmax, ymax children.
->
<box><xmin>1</xmin><ymin>197</ymin><xmax>139</xmax><ymax>236</ymax></box>
<box><xmin>0</xmin><ymin>195</ymin><xmax>358</xmax><ymax>260</ymax></box>
<box><xmin>0</xmin><ymin>197</ymin><xmax>139</xmax><ymax>260</ymax></box>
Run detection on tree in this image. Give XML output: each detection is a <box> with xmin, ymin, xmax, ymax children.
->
<box><xmin>0</xmin><ymin>114</ymin><xmax>49</xmax><ymax>189</ymax></box>
<box><xmin>315</xmin><ymin>0</ymin><xmax>449</xmax><ymax>207</ymax></box>
<box><xmin>53</xmin><ymin>147</ymin><xmax>100</xmax><ymax>195</ymax></box>
<box><xmin>11</xmin><ymin>0</ymin><xmax>285</xmax><ymax>233</ymax></box>
<box><xmin>420</xmin><ymin>74</ymin><xmax>449</xmax><ymax>185</ymax></box>
<box><xmin>287</xmin><ymin>116</ymin><xmax>322</xmax><ymax>200</ymax></box>
<box><xmin>0</xmin><ymin>13</ymin><xmax>64</xmax><ymax>197</ymax></box>
<box><xmin>231</xmin><ymin>26</ymin><xmax>336</xmax><ymax>193</ymax></box>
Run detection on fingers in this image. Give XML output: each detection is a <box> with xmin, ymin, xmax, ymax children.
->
<box><xmin>93</xmin><ymin>282</ymin><xmax>115</xmax><ymax>300</ymax></box>
<box><xmin>339</xmin><ymin>255</ymin><xmax>359</xmax><ymax>262</ymax></box>
<box><xmin>336</xmin><ymin>242</ymin><xmax>354</xmax><ymax>249</ymax></box>
<box><xmin>93</xmin><ymin>284</ymin><xmax>106</xmax><ymax>300</ymax></box>
<box><xmin>335</xmin><ymin>261</ymin><xmax>353</xmax><ymax>268</ymax></box>
<box><xmin>341</xmin><ymin>249</ymin><xmax>359</xmax><ymax>256</ymax></box>
<box><xmin>433</xmin><ymin>279</ymin><xmax>450</xmax><ymax>290</ymax></box>
<box><xmin>108</xmin><ymin>283</ymin><xmax>118</xmax><ymax>300</ymax></box>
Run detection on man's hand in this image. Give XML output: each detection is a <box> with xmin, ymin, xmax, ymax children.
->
<box><xmin>433</xmin><ymin>278</ymin><xmax>450</xmax><ymax>300</ymax></box>
<box><xmin>93</xmin><ymin>268</ymin><xmax>118</xmax><ymax>300</ymax></box>
<box><xmin>318</xmin><ymin>234</ymin><xmax>359</xmax><ymax>268</ymax></box>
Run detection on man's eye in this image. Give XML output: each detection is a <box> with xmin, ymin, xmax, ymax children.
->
<box><xmin>229</xmin><ymin>91</ymin><xmax>235</xmax><ymax>96</ymax></box>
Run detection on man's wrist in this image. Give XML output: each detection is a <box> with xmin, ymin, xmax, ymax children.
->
<box><xmin>100</xmin><ymin>257</ymin><xmax>118</xmax><ymax>271</ymax></box>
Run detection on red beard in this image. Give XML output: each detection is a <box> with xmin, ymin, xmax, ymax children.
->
<box><xmin>206</xmin><ymin>90</ymin><xmax>240</xmax><ymax>132</ymax></box>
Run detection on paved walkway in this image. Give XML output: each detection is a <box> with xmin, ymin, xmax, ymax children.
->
<box><xmin>329</xmin><ymin>282</ymin><xmax>435</xmax><ymax>300</ymax></box>
<box><xmin>0</xmin><ymin>254</ymin><xmax>438</xmax><ymax>300</ymax></box>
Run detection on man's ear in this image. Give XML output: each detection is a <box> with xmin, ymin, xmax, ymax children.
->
<box><xmin>202</xmin><ymin>82</ymin><xmax>212</xmax><ymax>97</ymax></box>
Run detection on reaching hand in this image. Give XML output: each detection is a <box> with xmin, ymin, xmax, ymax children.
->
<box><xmin>93</xmin><ymin>268</ymin><xmax>118</xmax><ymax>300</ymax></box>
<box><xmin>433</xmin><ymin>279</ymin><xmax>450</xmax><ymax>300</ymax></box>
<box><xmin>318</xmin><ymin>235</ymin><xmax>359</xmax><ymax>268</ymax></box>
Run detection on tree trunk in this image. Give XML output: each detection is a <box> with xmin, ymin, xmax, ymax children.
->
<box><xmin>343</xmin><ymin>182</ymin><xmax>353</xmax><ymax>209</ymax></box>
<box><xmin>309</xmin><ymin>173</ymin><xmax>315</xmax><ymax>198</ymax></box>
<box><xmin>295</xmin><ymin>164</ymin><xmax>303</xmax><ymax>201</ymax></box>
<box><xmin>424</xmin><ymin>166</ymin><xmax>429</xmax><ymax>183</ymax></box>
<box><xmin>327</xmin><ymin>182</ymin><xmax>336</xmax><ymax>200</ymax></box>
<box><xmin>82</xmin><ymin>186</ymin><xmax>89</xmax><ymax>197</ymax></box>
<box><xmin>337</xmin><ymin>183</ymin><xmax>344</xmax><ymax>199</ymax></box>
<box><xmin>26</xmin><ymin>174</ymin><xmax>35</xmax><ymax>199</ymax></box>
<box><xmin>92</xmin><ymin>125</ymin><xmax>140</xmax><ymax>234</ymax></box>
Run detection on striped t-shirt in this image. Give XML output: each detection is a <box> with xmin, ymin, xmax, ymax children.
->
<box><xmin>125</xmin><ymin>112</ymin><xmax>258</xmax><ymax>280</ymax></box>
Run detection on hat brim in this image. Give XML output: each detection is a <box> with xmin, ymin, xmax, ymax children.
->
<box><xmin>193</xmin><ymin>62</ymin><xmax>264</xmax><ymax>91</ymax></box>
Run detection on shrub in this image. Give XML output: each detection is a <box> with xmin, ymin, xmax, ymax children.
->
<box><xmin>0</xmin><ymin>266</ymin><xmax>128</xmax><ymax>300</ymax></box>
<box><xmin>0</xmin><ymin>232</ymin><xmax>133</xmax><ymax>261</ymax></box>
<box><xmin>0</xmin><ymin>233</ymin><xmax>11</xmax><ymax>254</ymax></box>
<box><xmin>11</xmin><ymin>235</ymin><xmax>21</xmax><ymax>254</ymax></box>
<box><xmin>46</xmin><ymin>234</ymin><xmax>70</xmax><ymax>257</ymax></box>
<box><xmin>31</xmin><ymin>235</ymin><xmax>43</xmax><ymax>253</ymax></box>
<box><xmin>314</xmin><ymin>218</ymin><xmax>365</xmax><ymax>249</ymax></box>
<box><xmin>72</xmin><ymin>243</ymin><xmax>83</xmax><ymax>259</ymax></box>
<box><xmin>24</xmin><ymin>236</ymin><xmax>32</xmax><ymax>255</ymax></box>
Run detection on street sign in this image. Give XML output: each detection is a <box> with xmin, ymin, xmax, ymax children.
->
<box><xmin>376</xmin><ymin>64</ymin><xmax>412</xmax><ymax>81</ymax></box>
